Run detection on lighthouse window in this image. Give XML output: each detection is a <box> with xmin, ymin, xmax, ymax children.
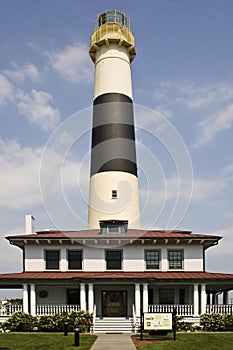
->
<box><xmin>112</xmin><ymin>190</ymin><xmax>118</xmax><ymax>199</ymax></box>
<box><xmin>98</xmin><ymin>11</ymin><xmax>128</xmax><ymax>27</ymax></box>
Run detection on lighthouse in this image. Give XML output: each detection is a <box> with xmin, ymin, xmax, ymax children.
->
<box><xmin>88</xmin><ymin>10</ymin><xmax>140</xmax><ymax>229</ymax></box>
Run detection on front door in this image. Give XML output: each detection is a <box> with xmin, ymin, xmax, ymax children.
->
<box><xmin>102</xmin><ymin>291</ymin><xmax>127</xmax><ymax>317</ymax></box>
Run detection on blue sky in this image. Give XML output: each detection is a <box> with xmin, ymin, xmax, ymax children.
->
<box><xmin>1</xmin><ymin>0</ymin><xmax>233</xmax><ymax>286</ymax></box>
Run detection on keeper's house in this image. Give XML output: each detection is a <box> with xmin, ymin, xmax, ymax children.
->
<box><xmin>0</xmin><ymin>215</ymin><xmax>233</xmax><ymax>332</ymax></box>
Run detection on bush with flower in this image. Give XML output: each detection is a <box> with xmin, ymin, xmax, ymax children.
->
<box><xmin>2</xmin><ymin>310</ymin><xmax>93</xmax><ymax>332</ymax></box>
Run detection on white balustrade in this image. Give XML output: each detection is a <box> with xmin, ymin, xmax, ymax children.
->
<box><xmin>36</xmin><ymin>304</ymin><xmax>80</xmax><ymax>316</ymax></box>
<box><xmin>206</xmin><ymin>304</ymin><xmax>233</xmax><ymax>315</ymax></box>
<box><xmin>148</xmin><ymin>304</ymin><xmax>193</xmax><ymax>316</ymax></box>
<box><xmin>0</xmin><ymin>304</ymin><xmax>22</xmax><ymax>316</ymax></box>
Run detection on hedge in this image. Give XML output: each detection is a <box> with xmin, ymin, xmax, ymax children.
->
<box><xmin>0</xmin><ymin>310</ymin><xmax>93</xmax><ymax>332</ymax></box>
<box><xmin>200</xmin><ymin>313</ymin><xmax>233</xmax><ymax>332</ymax></box>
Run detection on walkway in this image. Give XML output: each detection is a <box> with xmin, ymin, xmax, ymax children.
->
<box><xmin>90</xmin><ymin>333</ymin><xmax>136</xmax><ymax>350</ymax></box>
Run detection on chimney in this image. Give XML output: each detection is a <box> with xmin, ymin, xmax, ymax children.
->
<box><xmin>25</xmin><ymin>215</ymin><xmax>35</xmax><ymax>234</ymax></box>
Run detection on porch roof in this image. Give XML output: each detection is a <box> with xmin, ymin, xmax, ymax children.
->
<box><xmin>0</xmin><ymin>270</ymin><xmax>233</xmax><ymax>283</ymax></box>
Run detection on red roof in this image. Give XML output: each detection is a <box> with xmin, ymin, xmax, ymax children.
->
<box><xmin>0</xmin><ymin>271</ymin><xmax>233</xmax><ymax>281</ymax></box>
<box><xmin>6</xmin><ymin>229</ymin><xmax>221</xmax><ymax>241</ymax></box>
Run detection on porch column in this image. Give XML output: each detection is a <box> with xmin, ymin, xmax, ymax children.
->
<box><xmin>88</xmin><ymin>283</ymin><xmax>94</xmax><ymax>313</ymax></box>
<box><xmin>212</xmin><ymin>292</ymin><xmax>217</xmax><ymax>304</ymax></box>
<box><xmin>143</xmin><ymin>283</ymin><xmax>148</xmax><ymax>313</ymax></box>
<box><xmin>193</xmin><ymin>284</ymin><xmax>199</xmax><ymax>316</ymax></box>
<box><xmin>23</xmin><ymin>284</ymin><xmax>29</xmax><ymax>313</ymax></box>
<box><xmin>135</xmin><ymin>283</ymin><xmax>141</xmax><ymax>317</ymax></box>
<box><xmin>80</xmin><ymin>283</ymin><xmax>86</xmax><ymax>311</ymax></box>
<box><xmin>200</xmin><ymin>284</ymin><xmax>206</xmax><ymax>314</ymax></box>
<box><xmin>30</xmin><ymin>284</ymin><xmax>36</xmax><ymax>316</ymax></box>
<box><xmin>223</xmin><ymin>291</ymin><xmax>229</xmax><ymax>304</ymax></box>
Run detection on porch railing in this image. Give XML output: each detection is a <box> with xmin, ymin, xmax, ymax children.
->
<box><xmin>132</xmin><ymin>304</ymin><xmax>137</xmax><ymax>333</ymax></box>
<box><xmin>36</xmin><ymin>304</ymin><xmax>80</xmax><ymax>316</ymax></box>
<box><xmin>148</xmin><ymin>304</ymin><xmax>193</xmax><ymax>316</ymax></box>
<box><xmin>91</xmin><ymin>305</ymin><xmax>96</xmax><ymax>333</ymax></box>
<box><xmin>0</xmin><ymin>304</ymin><xmax>22</xmax><ymax>316</ymax></box>
<box><xmin>206</xmin><ymin>304</ymin><xmax>233</xmax><ymax>315</ymax></box>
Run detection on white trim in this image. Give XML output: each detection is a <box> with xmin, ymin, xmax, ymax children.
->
<box><xmin>23</xmin><ymin>284</ymin><xmax>29</xmax><ymax>313</ymax></box>
<box><xmin>30</xmin><ymin>284</ymin><xmax>36</xmax><ymax>316</ymax></box>
<box><xmin>193</xmin><ymin>283</ymin><xmax>199</xmax><ymax>316</ymax></box>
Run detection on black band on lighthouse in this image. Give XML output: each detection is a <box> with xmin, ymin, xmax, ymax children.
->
<box><xmin>90</xmin><ymin>92</ymin><xmax>138</xmax><ymax>177</ymax></box>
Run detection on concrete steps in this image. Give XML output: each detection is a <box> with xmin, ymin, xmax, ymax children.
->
<box><xmin>92</xmin><ymin>317</ymin><xmax>135</xmax><ymax>333</ymax></box>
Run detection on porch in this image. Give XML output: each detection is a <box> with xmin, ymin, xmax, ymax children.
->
<box><xmin>2</xmin><ymin>303</ymin><xmax>233</xmax><ymax>317</ymax></box>
<box><xmin>0</xmin><ymin>281</ymin><xmax>232</xmax><ymax>319</ymax></box>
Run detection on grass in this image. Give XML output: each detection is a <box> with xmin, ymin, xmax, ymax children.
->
<box><xmin>0</xmin><ymin>333</ymin><xmax>97</xmax><ymax>350</ymax></box>
<box><xmin>134</xmin><ymin>332</ymin><xmax>233</xmax><ymax>350</ymax></box>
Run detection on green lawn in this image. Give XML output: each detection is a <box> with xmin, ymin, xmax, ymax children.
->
<box><xmin>135</xmin><ymin>333</ymin><xmax>233</xmax><ymax>350</ymax></box>
<box><xmin>0</xmin><ymin>333</ymin><xmax>97</xmax><ymax>350</ymax></box>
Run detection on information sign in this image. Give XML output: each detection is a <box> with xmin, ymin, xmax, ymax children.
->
<box><xmin>143</xmin><ymin>312</ymin><xmax>173</xmax><ymax>331</ymax></box>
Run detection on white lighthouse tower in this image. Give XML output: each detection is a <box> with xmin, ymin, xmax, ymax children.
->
<box><xmin>88</xmin><ymin>10</ymin><xmax>140</xmax><ymax>230</ymax></box>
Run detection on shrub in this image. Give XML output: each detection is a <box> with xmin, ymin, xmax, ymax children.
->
<box><xmin>224</xmin><ymin>314</ymin><xmax>233</xmax><ymax>332</ymax></box>
<box><xmin>175</xmin><ymin>316</ymin><xmax>199</xmax><ymax>332</ymax></box>
<box><xmin>2</xmin><ymin>310</ymin><xmax>93</xmax><ymax>332</ymax></box>
<box><xmin>200</xmin><ymin>313</ymin><xmax>227</xmax><ymax>332</ymax></box>
<box><xmin>2</xmin><ymin>312</ymin><xmax>37</xmax><ymax>331</ymax></box>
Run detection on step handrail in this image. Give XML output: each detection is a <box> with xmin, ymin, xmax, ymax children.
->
<box><xmin>132</xmin><ymin>304</ymin><xmax>137</xmax><ymax>333</ymax></box>
<box><xmin>92</xmin><ymin>304</ymin><xmax>96</xmax><ymax>333</ymax></box>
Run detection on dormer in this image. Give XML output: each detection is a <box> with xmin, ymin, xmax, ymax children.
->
<box><xmin>99</xmin><ymin>220</ymin><xmax>128</xmax><ymax>234</ymax></box>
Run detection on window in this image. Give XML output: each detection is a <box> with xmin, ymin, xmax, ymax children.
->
<box><xmin>168</xmin><ymin>250</ymin><xmax>183</xmax><ymax>269</ymax></box>
<box><xmin>179</xmin><ymin>289</ymin><xmax>186</xmax><ymax>304</ymax></box>
<box><xmin>100</xmin><ymin>220</ymin><xmax>128</xmax><ymax>234</ymax></box>
<box><xmin>148</xmin><ymin>289</ymin><xmax>154</xmax><ymax>305</ymax></box>
<box><xmin>98</xmin><ymin>11</ymin><xmax>128</xmax><ymax>27</ymax></box>
<box><xmin>67</xmin><ymin>289</ymin><xmax>80</xmax><ymax>305</ymax></box>
<box><xmin>145</xmin><ymin>250</ymin><xmax>160</xmax><ymax>269</ymax></box>
<box><xmin>112</xmin><ymin>190</ymin><xmax>118</xmax><ymax>199</ymax></box>
<box><xmin>106</xmin><ymin>250</ymin><xmax>122</xmax><ymax>270</ymax></box>
<box><xmin>45</xmin><ymin>250</ymin><xmax>60</xmax><ymax>270</ymax></box>
<box><xmin>159</xmin><ymin>289</ymin><xmax>174</xmax><ymax>304</ymax></box>
<box><xmin>67</xmin><ymin>250</ymin><xmax>82</xmax><ymax>270</ymax></box>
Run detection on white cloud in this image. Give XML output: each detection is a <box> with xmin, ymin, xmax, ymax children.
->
<box><xmin>0</xmin><ymin>138</ymin><xmax>88</xmax><ymax>212</ymax></box>
<box><xmin>17</xmin><ymin>89</ymin><xmax>60</xmax><ymax>131</ymax></box>
<box><xmin>0</xmin><ymin>74</ymin><xmax>15</xmax><ymax>106</ymax></box>
<box><xmin>0</xmin><ymin>63</ymin><xmax>59</xmax><ymax>132</ymax></box>
<box><xmin>3</xmin><ymin>63</ymin><xmax>40</xmax><ymax>84</ymax></box>
<box><xmin>140</xmin><ymin>172</ymin><xmax>227</xmax><ymax>205</ymax></box>
<box><xmin>195</xmin><ymin>103</ymin><xmax>233</xmax><ymax>147</ymax></box>
<box><xmin>153</xmin><ymin>81</ymin><xmax>233</xmax><ymax>146</ymax></box>
<box><xmin>0</xmin><ymin>139</ymin><xmax>42</xmax><ymax>210</ymax></box>
<box><xmin>154</xmin><ymin>81</ymin><xmax>233</xmax><ymax>111</ymax></box>
<box><xmin>191</xmin><ymin>177</ymin><xmax>226</xmax><ymax>200</ymax></box>
<box><xmin>47</xmin><ymin>43</ymin><xmax>93</xmax><ymax>84</ymax></box>
<box><xmin>207</xmin><ymin>226</ymin><xmax>233</xmax><ymax>257</ymax></box>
